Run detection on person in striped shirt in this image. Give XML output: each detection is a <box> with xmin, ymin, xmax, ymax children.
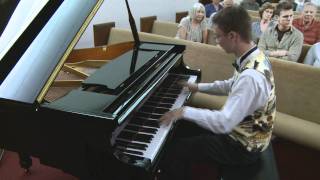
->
<box><xmin>293</xmin><ymin>2</ymin><xmax>320</xmax><ymax>45</ymax></box>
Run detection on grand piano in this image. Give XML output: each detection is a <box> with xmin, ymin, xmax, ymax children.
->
<box><xmin>0</xmin><ymin>0</ymin><xmax>200</xmax><ymax>179</ymax></box>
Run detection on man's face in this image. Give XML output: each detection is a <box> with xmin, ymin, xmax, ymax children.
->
<box><xmin>302</xmin><ymin>5</ymin><xmax>316</xmax><ymax>23</ymax></box>
<box><xmin>278</xmin><ymin>9</ymin><xmax>294</xmax><ymax>29</ymax></box>
<box><xmin>214</xmin><ymin>26</ymin><xmax>234</xmax><ymax>53</ymax></box>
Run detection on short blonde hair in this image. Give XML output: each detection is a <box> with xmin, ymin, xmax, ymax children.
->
<box><xmin>189</xmin><ymin>3</ymin><xmax>206</xmax><ymax>21</ymax></box>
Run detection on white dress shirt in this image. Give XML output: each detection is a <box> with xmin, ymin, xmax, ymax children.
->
<box><xmin>182</xmin><ymin>48</ymin><xmax>272</xmax><ymax>134</ymax></box>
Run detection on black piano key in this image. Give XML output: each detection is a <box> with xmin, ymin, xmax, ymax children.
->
<box><xmin>116</xmin><ymin>139</ymin><xmax>148</xmax><ymax>151</ymax></box>
<box><xmin>125</xmin><ymin>124</ymin><xmax>158</xmax><ymax>134</ymax></box>
<box><xmin>130</xmin><ymin>117</ymin><xmax>160</xmax><ymax>128</ymax></box>
<box><xmin>133</xmin><ymin>133</ymin><xmax>154</xmax><ymax>143</ymax></box>
<box><xmin>121</xmin><ymin>153</ymin><xmax>144</xmax><ymax>161</ymax></box>
<box><xmin>148</xmin><ymin>96</ymin><xmax>175</xmax><ymax>104</ymax></box>
<box><xmin>118</xmin><ymin>131</ymin><xmax>153</xmax><ymax>143</ymax></box>
<box><xmin>116</xmin><ymin>147</ymin><xmax>144</xmax><ymax>156</ymax></box>
<box><xmin>158</xmin><ymin>82</ymin><xmax>182</xmax><ymax>88</ymax></box>
<box><xmin>144</xmin><ymin>101</ymin><xmax>173</xmax><ymax>109</ymax></box>
<box><xmin>157</xmin><ymin>88</ymin><xmax>181</xmax><ymax>95</ymax></box>
<box><xmin>139</xmin><ymin>106</ymin><xmax>169</xmax><ymax>114</ymax></box>
<box><xmin>134</xmin><ymin>113</ymin><xmax>162</xmax><ymax>120</ymax></box>
<box><xmin>153</xmin><ymin>92</ymin><xmax>179</xmax><ymax>99</ymax></box>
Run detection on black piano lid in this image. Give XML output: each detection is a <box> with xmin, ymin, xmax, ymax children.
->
<box><xmin>43</xmin><ymin>42</ymin><xmax>180</xmax><ymax>120</ymax></box>
<box><xmin>0</xmin><ymin>0</ymin><xmax>103</xmax><ymax>104</ymax></box>
<box><xmin>82</xmin><ymin>43</ymin><xmax>175</xmax><ymax>94</ymax></box>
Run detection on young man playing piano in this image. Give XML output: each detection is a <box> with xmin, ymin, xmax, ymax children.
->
<box><xmin>158</xmin><ymin>6</ymin><xmax>276</xmax><ymax>180</ymax></box>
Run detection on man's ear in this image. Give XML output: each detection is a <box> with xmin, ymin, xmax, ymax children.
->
<box><xmin>228</xmin><ymin>31</ymin><xmax>237</xmax><ymax>40</ymax></box>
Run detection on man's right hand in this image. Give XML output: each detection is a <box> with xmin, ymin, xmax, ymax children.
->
<box><xmin>178</xmin><ymin>81</ymin><xmax>198</xmax><ymax>93</ymax></box>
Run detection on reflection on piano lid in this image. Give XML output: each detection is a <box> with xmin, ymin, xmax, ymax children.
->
<box><xmin>0</xmin><ymin>0</ymin><xmax>104</xmax><ymax>104</ymax></box>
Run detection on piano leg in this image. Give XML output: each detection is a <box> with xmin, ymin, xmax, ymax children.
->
<box><xmin>18</xmin><ymin>152</ymin><xmax>32</xmax><ymax>173</ymax></box>
<box><xmin>0</xmin><ymin>148</ymin><xmax>4</xmax><ymax>161</ymax></box>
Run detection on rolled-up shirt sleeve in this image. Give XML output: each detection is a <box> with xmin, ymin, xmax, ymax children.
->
<box><xmin>182</xmin><ymin>70</ymin><xmax>269</xmax><ymax>134</ymax></box>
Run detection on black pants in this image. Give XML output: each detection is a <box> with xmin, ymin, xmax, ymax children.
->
<box><xmin>159</xmin><ymin>121</ymin><xmax>260</xmax><ymax>180</ymax></box>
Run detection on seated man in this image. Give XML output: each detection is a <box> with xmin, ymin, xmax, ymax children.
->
<box><xmin>258</xmin><ymin>1</ymin><xmax>303</xmax><ymax>62</ymax></box>
<box><xmin>293</xmin><ymin>2</ymin><xmax>320</xmax><ymax>45</ymax></box>
<box><xmin>159</xmin><ymin>6</ymin><xmax>276</xmax><ymax>180</ymax></box>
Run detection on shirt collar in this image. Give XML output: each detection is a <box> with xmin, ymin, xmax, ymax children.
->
<box><xmin>233</xmin><ymin>45</ymin><xmax>259</xmax><ymax>71</ymax></box>
<box><xmin>274</xmin><ymin>24</ymin><xmax>293</xmax><ymax>33</ymax></box>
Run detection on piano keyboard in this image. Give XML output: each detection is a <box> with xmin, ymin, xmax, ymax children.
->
<box><xmin>112</xmin><ymin>73</ymin><xmax>197</xmax><ymax>164</ymax></box>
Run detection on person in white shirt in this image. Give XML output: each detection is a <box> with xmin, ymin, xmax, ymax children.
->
<box><xmin>158</xmin><ymin>6</ymin><xmax>276</xmax><ymax>180</ymax></box>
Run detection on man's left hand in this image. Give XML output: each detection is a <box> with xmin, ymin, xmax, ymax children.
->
<box><xmin>159</xmin><ymin>108</ymin><xmax>184</xmax><ymax>126</ymax></box>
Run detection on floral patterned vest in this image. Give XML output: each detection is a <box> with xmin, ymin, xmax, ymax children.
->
<box><xmin>229</xmin><ymin>51</ymin><xmax>276</xmax><ymax>152</ymax></box>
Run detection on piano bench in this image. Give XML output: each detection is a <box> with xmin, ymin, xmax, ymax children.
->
<box><xmin>221</xmin><ymin>144</ymin><xmax>280</xmax><ymax>180</ymax></box>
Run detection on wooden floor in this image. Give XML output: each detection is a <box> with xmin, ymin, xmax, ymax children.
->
<box><xmin>0</xmin><ymin>138</ymin><xmax>319</xmax><ymax>180</ymax></box>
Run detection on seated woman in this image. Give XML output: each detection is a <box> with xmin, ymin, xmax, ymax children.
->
<box><xmin>304</xmin><ymin>42</ymin><xmax>320</xmax><ymax>67</ymax></box>
<box><xmin>251</xmin><ymin>2</ymin><xmax>275</xmax><ymax>43</ymax></box>
<box><xmin>175</xmin><ymin>3</ymin><xmax>208</xmax><ymax>43</ymax></box>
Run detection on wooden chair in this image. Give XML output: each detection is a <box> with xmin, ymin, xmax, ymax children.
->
<box><xmin>140</xmin><ymin>15</ymin><xmax>157</xmax><ymax>33</ymax></box>
<box><xmin>93</xmin><ymin>22</ymin><xmax>115</xmax><ymax>47</ymax></box>
<box><xmin>298</xmin><ymin>44</ymin><xmax>312</xmax><ymax>63</ymax></box>
<box><xmin>176</xmin><ymin>11</ymin><xmax>188</xmax><ymax>23</ymax></box>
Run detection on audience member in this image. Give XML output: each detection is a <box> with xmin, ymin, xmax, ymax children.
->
<box><xmin>176</xmin><ymin>3</ymin><xmax>208</xmax><ymax>43</ymax></box>
<box><xmin>258</xmin><ymin>1</ymin><xmax>303</xmax><ymax>62</ymax></box>
<box><xmin>205</xmin><ymin>0</ymin><xmax>224</xmax><ymax>18</ymax></box>
<box><xmin>208</xmin><ymin>0</ymin><xmax>235</xmax><ymax>28</ymax></box>
<box><xmin>252</xmin><ymin>2</ymin><xmax>275</xmax><ymax>43</ymax></box>
<box><xmin>240</xmin><ymin>0</ymin><xmax>260</xmax><ymax>11</ymax></box>
<box><xmin>304</xmin><ymin>42</ymin><xmax>320</xmax><ymax>67</ymax></box>
<box><xmin>293</xmin><ymin>2</ymin><xmax>320</xmax><ymax>45</ymax></box>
